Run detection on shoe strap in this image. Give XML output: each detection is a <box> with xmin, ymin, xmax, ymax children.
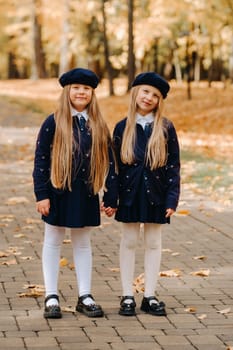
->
<box><xmin>44</xmin><ymin>294</ymin><xmax>59</xmax><ymax>304</ymax></box>
<box><xmin>121</xmin><ymin>296</ymin><xmax>136</xmax><ymax>306</ymax></box>
<box><xmin>79</xmin><ymin>294</ymin><xmax>95</xmax><ymax>303</ymax></box>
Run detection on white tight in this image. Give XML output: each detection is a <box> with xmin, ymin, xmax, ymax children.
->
<box><xmin>42</xmin><ymin>223</ymin><xmax>92</xmax><ymax>297</ymax></box>
<box><xmin>120</xmin><ymin>222</ymin><xmax>162</xmax><ymax>297</ymax></box>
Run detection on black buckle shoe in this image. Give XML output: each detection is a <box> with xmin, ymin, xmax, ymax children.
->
<box><xmin>140</xmin><ymin>296</ymin><xmax>166</xmax><ymax>316</ymax></box>
<box><xmin>76</xmin><ymin>294</ymin><xmax>104</xmax><ymax>318</ymax></box>
<box><xmin>119</xmin><ymin>296</ymin><xmax>136</xmax><ymax>316</ymax></box>
<box><xmin>44</xmin><ymin>294</ymin><xmax>62</xmax><ymax>319</ymax></box>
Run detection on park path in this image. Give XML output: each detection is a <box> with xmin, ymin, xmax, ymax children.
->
<box><xmin>0</xmin><ymin>103</ymin><xmax>233</xmax><ymax>350</ymax></box>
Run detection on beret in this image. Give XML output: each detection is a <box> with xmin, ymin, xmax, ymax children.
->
<box><xmin>132</xmin><ymin>72</ymin><xmax>170</xmax><ymax>98</ymax></box>
<box><xmin>59</xmin><ymin>68</ymin><xmax>99</xmax><ymax>88</ymax></box>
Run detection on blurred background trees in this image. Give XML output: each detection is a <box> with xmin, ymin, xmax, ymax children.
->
<box><xmin>0</xmin><ymin>0</ymin><xmax>233</xmax><ymax>94</ymax></box>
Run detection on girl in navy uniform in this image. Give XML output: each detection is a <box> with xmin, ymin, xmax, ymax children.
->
<box><xmin>33</xmin><ymin>68</ymin><xmax>117</xmax><ymax>319</ymax></box>
<box><xmin>111</xmin><ymin>72</ymin><xmax>180</xmax><ymax>316</ymax></box>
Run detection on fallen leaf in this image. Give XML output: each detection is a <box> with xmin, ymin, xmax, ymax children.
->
<box><xmin>217</xmin><ymin>307</ymin><xmax>231</xmax><ymax>314</ymax></box>
<box><xmin>185</xmin><ymin>307</ymin><xmax>196</xmax><ymax>313</ymax></box>
<box><xmin>25</xmin><ymin>218</ymin><xmax>41</xmax><ymax>224</ymax></box>
<box><xmin>226</xmin><ymin>346</ymin><xmax>233</xmax><ymax>350</ymax></box>
<box><xmin>68</xmin><ymin>263</ymin><xmax>75</xmax><ymax>270</ymax></box>
<box><xmin>60</xmin><ymin>257</ymin><xmax>68</xmax><ymax>267</ymax></box>
<box><xmin>14</xmin><ymin>233</ymin><xmax>27</xmax><ymax>238</ymax></box>
<box><xmin>61</xmin><ymin>306</ymin><xmax>76</xmax><ymax>313</ymax></box>
<box><xmin>198</xmin><ymin>314</ymin><xmax>207</xmax><ymax>320</ymax></box>
<box><xmin>63</xmin><ymin>239</ymin><xmax>71</xmax><ymax>244</ymax></box>
<box><xmin>175</xmin><ymin>209</ymin><xmax>191</xmax><ymax>216</ymax></box>
<box><xmin>108</xmin><ymin>267</ymin><xmax>120</xmax><ymax>272</ymax></box>
<box><xmin>0</xmin><ymin>251</ymin><xmax>10</xmax><ymax>258</ymax></box>
<box><xmin>6</xmin><ymin>196</ymin><xmax>29</xmax><ymax>205</ymax></box>
<box><xmin>171</xmin><ymin>252</ymin><xmax>180</xmax><ymax>256</ymax></box>
<box><xmin>193</xmin><ymin>255</ymin><xmax>207</xmax><ymax>260</ymax></box>
<box><xmin>1</xmin><ymin>259</ymin><xmax>17</xmax><ymax>266</ymax></box>
<box><xmin>18</xmin><ymin>284</ymin><xmax>45</xmax><ymax>298</ymax></box>
<box><xmin>20</xmin><ymin>256</ymin><xmax>34</xmax><ymax>261</ymax></box>
<box><xmin>133</xmin><ymin>273</ymin><xmax>145</xmax><ymax>293</ymax></box>
<box><xmin>162</xmin><ymin>248</ymin><xmax>172</xmax><ymax>253</ymax></box>
<box><xmin>190</xmin><ymin>269</ymin><xmax>210</xmax><ymax>277</ymax></box>
<box><xmin>160</xmin><ymin>269</ymin><xmax>182</xmax><ymax>277</ymax></box>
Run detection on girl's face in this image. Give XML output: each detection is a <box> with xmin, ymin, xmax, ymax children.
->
<box><xmin>135</xmin><ymin>85</ymin><xmax>160</xmax><ymax>115</ymax></box>
<box><xmin>69</xmin><ymin>84</ymin><xmax>93</xmax><ymax>111</ymax></box>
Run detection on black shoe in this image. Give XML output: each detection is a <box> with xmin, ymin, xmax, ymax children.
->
<box><xmin>140</xmin><ymin>296</ymin><xmax>166</xmax><ymax>316</ymax></box>
<box><xmin>119</xmin><ymin>296</ymin><xmax>136</xmax><ymax>316</ymax></box>
<box><xmin>44</xmin><ymin>294</ymin><xmax>62</xmax><ymax>319</ymax></box>
<box><xmin>76</xmin><ymin>294</ymin><xmax>104</xmax><ymax>318</ymax></box>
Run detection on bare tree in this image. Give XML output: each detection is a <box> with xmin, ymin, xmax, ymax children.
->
<box><xmin>101</xmin><ymin>0</ymin><xmax>114</xmax><ymax>95</ymax></box>
<box><xmin>127</xmin><ymin>0</ymin><xmax>135</xmax><ymax>90</ymax></box>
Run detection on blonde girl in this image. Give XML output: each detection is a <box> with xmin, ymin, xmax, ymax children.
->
<box><xmin>33</xmin><ymin>68</ymin><xmax>117</xmax><ymax>319</ymax></box>
<box><xmin>111</xmin><ymin>72</ymin><xmax>180</xmax><ymax>316</ymax></box>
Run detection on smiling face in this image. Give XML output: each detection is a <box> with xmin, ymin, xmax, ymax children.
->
<box><xmin>69</xmin><ymin>84</ymin><xmax>93</xmax><ymax>111</ymax></box>
<box><xmin>135</xmin><ymin>85</ymin><xmax>161</xmax><ymax>115</ymax></box>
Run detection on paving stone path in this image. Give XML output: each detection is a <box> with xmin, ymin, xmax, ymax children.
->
<box><xmin>0</xmin><ymin>126</ymin><xmax>233</xmax><ymax>350</ymax></box>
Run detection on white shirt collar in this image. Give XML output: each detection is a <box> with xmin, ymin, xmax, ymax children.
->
<box><xmin>71</xmin><ymin>107</ymin><xmax>88</xmax><ymax>121</ymax></box>
<box><xmin>136</xmin><ymin>112</ymin><xmax>154</xmax><ymax>127</ymax></box>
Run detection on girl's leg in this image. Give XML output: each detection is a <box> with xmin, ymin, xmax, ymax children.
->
<box><xmin>120</xmin><ymin>222</ymin><xmax>140</xmax><ymax>296</ymax></box>
<box><xmin>70</xmin><ymin>227</ymin><xmax>93</xmax><ymax>304</ymax></box>
<box><xmin>143</xmin><ymin>223</ymin><xmax>162</xmax><ymax>297</ymax></box>
<box><xmin>42</xmin><ymin>223</ymin><xmax>65</xmax><ymax>306</ymax></box>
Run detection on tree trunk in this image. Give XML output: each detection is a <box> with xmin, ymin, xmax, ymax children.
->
<box><xmin>59</xmin><ymin>0</ymin><xmax>70</xmax><ymax>75</ymax></box>
<box><xmin>31</xmin><ymin>0</ymin><xmax>46</xmax><ymax>79</ymax></box>
<box><xmin>101</xmin><ymin>0</ymin><xmax>114</xmax><ymax>96</ymax></box>
<box><xmin>127</xmin><ymin>0</ymin><xmax>135</xmax><ymax>91</ymax></box>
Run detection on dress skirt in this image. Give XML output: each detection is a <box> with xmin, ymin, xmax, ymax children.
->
<box><xmin>115</xmin><ymin>177</ymin><xmax>169</xmax><ymax>224</ymax></box>
<box><xmin>42</xmin><ymin>178</ymin><xmax>100</xmax><ymax>228</ymax></box>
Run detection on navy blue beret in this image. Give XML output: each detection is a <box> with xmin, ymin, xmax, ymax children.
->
<box><xmin>132</xmin><ymin>72</ymin><xmax>170</xmax><ymax>98</ymax></box>
<box><xmin>59</xmin><ymin>68</ymin><xmax>99</xmax><ymax>88</ymax></box>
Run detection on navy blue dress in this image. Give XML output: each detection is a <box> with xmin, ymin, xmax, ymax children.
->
<box><xmin>113</xmin><ymin>117</ymin><xmax>180</xmax><ymax>224</ymax></box>
<box><xmin>33</xmin><ymin>114</ymin><xmax>118</xmax><ymax>228</ymax></box>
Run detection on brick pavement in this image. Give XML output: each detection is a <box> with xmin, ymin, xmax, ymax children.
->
<box><xmin>0</xmin><ymin>127</ymin><xmax>233</xmax><ymax>350</ymax></box>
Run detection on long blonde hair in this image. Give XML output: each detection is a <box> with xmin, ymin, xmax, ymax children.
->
<box><xmin>51</xmin><ymin>86</ymin><xmax>111</xmax><ymax>194</ymax></box>
<box><xmin>121</xmin><ymin>85</ymin><xmax>167</xmax><ymax>169</ymax></box>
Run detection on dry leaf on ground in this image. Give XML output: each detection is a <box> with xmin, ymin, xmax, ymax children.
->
<box><xmin>198</xmin><ymin>314</ymin><xmax>207</xmax><ymax>320</ymax></box>
<box><xmin>1</xmin><ymin>259</ymin><xmax>17</xmax><ymax>266</ymax></box>
<box><xmin>6</xmin><ymin>196</ymin><xmax>29</xmax><ymax>205</ymax></box>
<box><xmin>18</xmin><ymin>284</ymin><xmax>45</xmax><ymax>298</ymax></box>
<box><xmin>60</xmin><ymin>257</ymin><xmax>68</xmax><ymax>267</ymax></box>
<box><xmin>61</xmin><ymin>306</ymin><xmax>76</xmax><ymax>313</ymax></box>
<box><xmin>190</xmin><ymin>269</ymin><xmax>210</xmax><ymax>277</ymax></box>
<box><xmin>133</xmin><ymin>273</ymin><xmax>145</xmax><ymax>293</ymax></box>
<box><xmin>175</xmin><ymin>209</ymin><xmax>191</xmax><ymax>216</ymax></box>
<box><xmin>217</xmin><ymin>307</ymin><xmax>231</xmax><ymax>314</ymax></box>
<box><xmin>193</xmin><ymin>255</ymin><xmax>207</xmax><ymax>260</ymax></box>
<box><xmin>185</xmin><ymin>307</ymin><xmax>197</xmax><ymax>313</ymax></box>
<box><xmin>159</xmin><ymin>269</ymin><xmax>182</xmax><ymax>277</ymax></box>
<box><xmin>0</xmin><ymin>251</ymin><xmax>10</xmax><ymax>258</ymax></box>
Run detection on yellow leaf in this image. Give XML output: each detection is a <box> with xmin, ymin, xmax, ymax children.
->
<box><xmin>108</xmin><ymin>267</ymin><xmax>120</xmax><ymax>272</ymax></box>
<box><xmin>63</xmin><ymin>239</ymin><xmax>71</xmax><ymax>244</ymax></box>
<box><xmin>6</xmin><ymin>196</ymin><xmax>29</xmax><ymax>205</ymax></box>
<box><xmin>175</xmin><ymin>209</ymin><xmax>191</xmax><ymax>216</ymax></box>
<box><xmin>185</xmin><ymin>307</ymin><xmax>196</xmax><ymax>313</ymax></box>
<box><xmin>217</xmin><ymin>307</ymin><xmax>231</xmax><ymax>314</ymax></box>
<box><xmin>198</xmin><ymin>314</ymin><xmax>207</xmax><ymax>320</ymax></box>
<box><xmin>25</xmin><ymin>218</ymin><xmax>41</xmax><ymax>224</ymax></box>
<box><xmin>0</xmin><ymin>251</ymin><xmax>10</xmax><ymax>258</ymax></box>
<box><xmin>60</xmin><ymin>257</ymin><xmax>68</xmax><ymax>267</ymax></box>
<box><xmin>14</xmin><ymin>233</ymin><xmax>27</xmax><ymax>238</ymax></box>
<box><xmin>1</xmin><ymin>259</ymin><xmax>17</xmax><ymax>266</ymax></box>
<box><xmin>190</xmin><ymin>269</ymin><xmax>210</xmax><ymax>277</ymax></box>
<box><xmin>193</xmin><ymin>255</ymin><xmax>207</xmax><ymax>260</ymax></box>
<box><xmin>61</xmin><ymin>306</ymin><xmax>76</xmax><ymax>313</ymax></box>
<box><xmin>159</xmin><ymin>269</ymin><xmax>182</xmax><ymax>277</ymax></box>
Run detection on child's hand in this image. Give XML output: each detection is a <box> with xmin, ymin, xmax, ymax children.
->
<box><xmin>36</xmin><ymin>199</ymin><xmax>50</xmax><ymax>216</ymax></box>
<box><xmin>165</xmin><ymin>208</ymin><xmax>175</xmax><ymax>218</ymax></box>
<box><xmin>104</xmin><ymin>207</ymin><xmax>117</xmax><ymax>217</ymax></box>
<box><xmin>100</xmin><ymin>202</ymin><xmax>117</xmax><ymax>217</ymax></box>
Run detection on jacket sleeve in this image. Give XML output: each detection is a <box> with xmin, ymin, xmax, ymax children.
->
<box><xmin>32</xmin><ymin>115</ymin><xmax>56</xmax><ymax>201</ymax></box>
<box><xmin>165</xmin><ymin>120</ymin><xmax>180</xmax><ymax>210</ymax></box>
<box><xmin>102</xmin><ymin>140</ymin><xmax>118</xmax><ymax>208</ymax></box>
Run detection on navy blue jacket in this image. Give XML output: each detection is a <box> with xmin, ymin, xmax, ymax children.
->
<box><xmin>113</xmin><ymin>117</ymin><xmax>180</xmax><ymax>210</ymax></box>
<box><xmin>33</xmin><ymin>114</ymin><xmax>118</xmax><ymax>208</ymax></box>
